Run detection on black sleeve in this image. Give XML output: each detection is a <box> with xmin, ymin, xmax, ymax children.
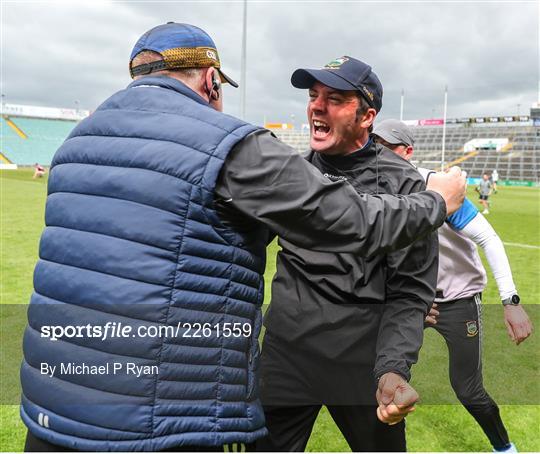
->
<box><xmin>374</xmin><ymin>178</ymin><xmax>439</xmax><ymax>381</ymax></box>
<box><xmin>215</xmin><ymin>130</ymin><xmax>447</xmax><ymax>256</ymax></box>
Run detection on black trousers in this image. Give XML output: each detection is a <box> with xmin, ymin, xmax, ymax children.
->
<box><xmin>24</xmin><ymin>430</ymin><xmax>240</xmax><ymax>452</ymax></box>
<box><xmin>428</xmin><ymin>295</ymin><xmax>510</xmax><ymax>450</ymax></box>
<box><xmin>257</xmin><ymin>334</ymin><xmax>405</xmax><ymax>452</ymax></box>
<box><xmin>24</xmin><ymin>432</ymin><xmax>74</xmax><ymax>452</ymax></box>
<box><xmin>255</xmin><ymin>405</ymin><xmax>405</xmax><ymax>452</ymax></box>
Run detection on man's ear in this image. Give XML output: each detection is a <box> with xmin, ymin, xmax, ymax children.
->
<box><xmin>405</xmin><ymin>146</ymin><xmax>414</xmax><ymax>160</ymax></box>
<box><xmin>203</xmin><ymin>67</ymin><xmax>223</xmax><ymax>111</ymax></box>
<box><xmin>203</xmin><ymin>67</ymin><xmax>214</xmax><ymax>99</ymax></box>
<box><xmin>204</xmin><ymin>68</ymin><xmax>221</xmax><ymax>101</ymax></box>
<box><xmin>359</xmin><ymin>108</ymin><xmax>377</xmax><ymax>129</ymax></box>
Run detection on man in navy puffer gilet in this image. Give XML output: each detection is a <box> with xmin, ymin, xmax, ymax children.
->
<box><xmin>20</xmin><ymin>73</ymin><xmax>269</xmax><ymax>450</ymax></box>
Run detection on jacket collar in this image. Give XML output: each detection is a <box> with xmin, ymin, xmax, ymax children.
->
<box><xmin>313</xmin><ymin>137</ymin><xmax>376</xmax><ymax>170</ymax></box>
<box><xmin>128</xmin><ymin>75</ymin><xmax>209</xmax><ymax>107</ymax></box>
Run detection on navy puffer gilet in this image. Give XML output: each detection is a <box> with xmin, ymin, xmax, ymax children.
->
<box><xmin>20</xmin><ymin>76</ymin><xmax>268</xmax><ymax>451</ymax></box>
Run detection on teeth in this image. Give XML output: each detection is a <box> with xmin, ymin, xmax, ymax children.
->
<box><xmin>313</xmin><ymin>120</ymin><xmax>328</xmax><ymax>127</ymax></box>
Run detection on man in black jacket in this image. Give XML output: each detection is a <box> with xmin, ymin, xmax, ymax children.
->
<box><xmin>257</xmin><ymin>57</ymin><xmax>439</xmax><ymax>452</ymax></box>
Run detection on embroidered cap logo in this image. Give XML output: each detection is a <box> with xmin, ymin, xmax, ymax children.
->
<box><xmin>324</xmin><ymin>57</ymin><xmax>349</xmax><ymax>69</ymax></box>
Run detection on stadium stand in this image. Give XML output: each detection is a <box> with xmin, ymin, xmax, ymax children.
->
<box><xmin>409</xmin><ymin>124</ymin><xmax>539</xmax><ymax>182</ymax></box>
<box><xmin>274</xmin><ymin>123</ymin><xmax>540</xmax><ymax>182</ymax></box>
<box><xmin>1</xmin><ymin>110</ymin><xmax>537</xmax><ymax>183</ymax></box>
<box><xmin>0</xmin><ymin>116</ymin><xmax>77</xmax><ymax>165</ymax></box>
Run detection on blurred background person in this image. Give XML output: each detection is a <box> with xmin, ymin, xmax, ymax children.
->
<box><xmin>492</xmin><ymin>169</ymin><xmax>499</xmax><ymax>193</ymax></box>
<box><xmin>476</xmin><ymin>172</ymin><xmax>493</xmax><ymax>214</ymax></box>
<box><xmin>32</xmin><ymin>163</ymin><xmax>45</xmax><ymax>179</ymax></box>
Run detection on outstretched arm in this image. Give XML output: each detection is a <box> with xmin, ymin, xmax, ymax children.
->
<box><xmin>461</xmin><ymin>213</ymin><xmax>515</xmax><ymax>299</ymax></box>
<box><xmin>460</xmin><ymin>212</ymin><xmax>532</xmax><ymax>344</ymax></box>
<box><xmin>216</xmin><ymin>130</ymin><xmax>465</xmax><ymax>257</ymax></box>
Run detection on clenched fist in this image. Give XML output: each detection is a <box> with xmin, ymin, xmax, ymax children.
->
<box><xmin>376</xmin><ymin>372</ymin><xmax>419</xmax><ymax>425</ymax></box>
<box><xmin>427</xmin><ymin>166</ymin><xmax>467</xmax><ymax>215</ymax></box>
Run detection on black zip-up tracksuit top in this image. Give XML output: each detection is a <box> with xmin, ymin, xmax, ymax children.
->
<box><xmin>263</xmin><ymin>138</ymin><xmax>439</xmax><ymax>382</ymax></box>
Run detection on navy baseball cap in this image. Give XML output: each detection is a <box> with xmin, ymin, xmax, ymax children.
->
<box><xmin>129</xmin><ymin>22</ymin><xmax>238</xmax><ymax>87</ymax></box>
<box><xmin>291</xmin><ymin>56</ymin><xmax>383</xmax><ymax>112</ymax></box>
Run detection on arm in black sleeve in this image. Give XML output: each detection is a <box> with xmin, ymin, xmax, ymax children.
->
<box><xmin>215</xmin><ymin>130</ymin><xmax>446</xmax><ymax>256</ymax></box>
<box><xmin>374</xmin><ymin>180</ymin><xmax>439</xmax><ymax>381</ymax></box>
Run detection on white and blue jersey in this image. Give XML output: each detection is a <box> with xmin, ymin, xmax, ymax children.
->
<box><xmin>419</xmin><ymin>168</ymin><xmax>516</xmax><ymax>302</ymax></box>
<box><xmin>446</xmin><ymin>198</ymin><xmax>479</xmax><ymax>230</ymax></box>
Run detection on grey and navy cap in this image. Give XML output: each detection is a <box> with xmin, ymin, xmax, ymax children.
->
<box><xmin>373</xmin><ymin>119</ymin><xmax>415</xmax><ymax>147</ymax></box>
<box><xmin>291</xmin><ymin>56</ymin><xmax>383</xmax><ymax>112</ymax></box>
<box><xmin>129</xmin><ymin>22</ymin><xmax>238</xmax><ymax>87</ymax></box>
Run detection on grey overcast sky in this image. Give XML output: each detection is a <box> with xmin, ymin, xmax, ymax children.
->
<box><xmin>1</xmin><ymin>0</ymin><xmax>539</xmax><ymax>126</ymax></box>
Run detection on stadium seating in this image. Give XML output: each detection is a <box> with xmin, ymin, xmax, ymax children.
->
<box><xmin>1</xmin><ymin>113</ymin><xmax>538</xmax><ymax>182</ymax></box>
<box><xmin>274</xmin><ymin>124</ymin><xmax>540</xmax><ymax>182</ymax></box>
<box><xmin>0</xmin><ymin>116</ymin><xmax>77</xmax><ymax>165</ymax></box>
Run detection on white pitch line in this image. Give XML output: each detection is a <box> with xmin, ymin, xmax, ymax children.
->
<box><xmin>503</xmin><ymin>242</ymin><xmax>540</xmax><ymax>250</ymax></box>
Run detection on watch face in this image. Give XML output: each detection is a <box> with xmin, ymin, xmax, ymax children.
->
<box><xmin>512</xmin><ymin>294</ymin><xmax>520</xmax><ymax>304</ymax></box>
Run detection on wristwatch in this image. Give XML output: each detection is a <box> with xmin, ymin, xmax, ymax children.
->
<box><xmin>502</xmin><ymin>294</ymin><xmax>520</xmax><ymax>306</ymax></box>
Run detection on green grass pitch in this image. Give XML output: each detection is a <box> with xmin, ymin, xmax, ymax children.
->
<box><xmin>1</xmin><ymin>169</ymin><xmax>538</xmax><ymax>451</ymax></box>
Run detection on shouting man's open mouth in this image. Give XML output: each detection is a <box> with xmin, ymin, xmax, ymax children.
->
<box><xmin>312</xmin><ymin>119</ymin><xmax>331</xmax><ymax>139</ymax></box>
